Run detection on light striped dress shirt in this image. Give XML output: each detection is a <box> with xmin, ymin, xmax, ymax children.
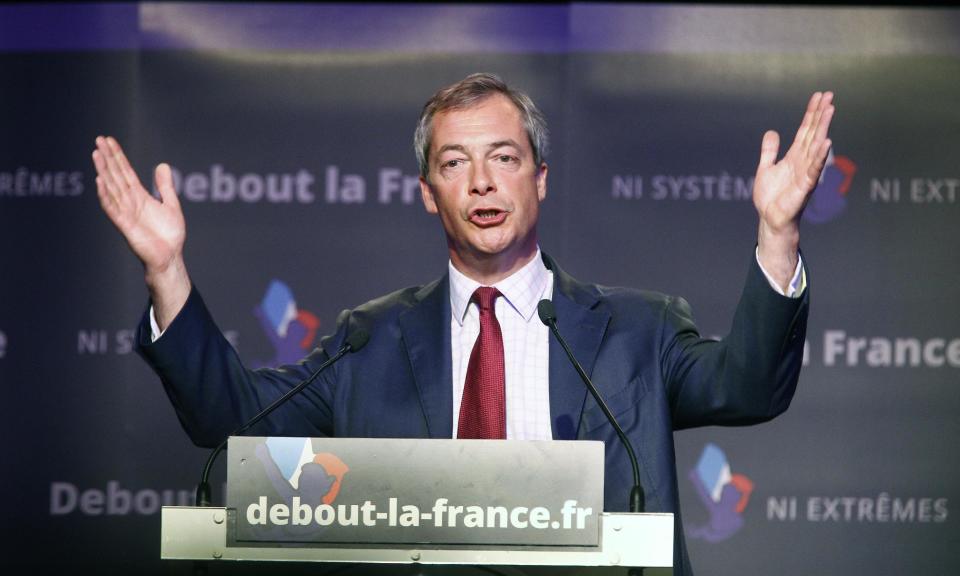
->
<box><xmin>449</xmin><ymin>249</ymin><xmax>555</xmax><ymax>441</ymax></box>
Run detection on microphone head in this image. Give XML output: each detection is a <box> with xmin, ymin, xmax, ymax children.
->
<box><xmin>345</xmin><ymin>329</ymin><xmax>370</xmax><ymax>352</ymax></box>
<box><xmin>536</xmin><ymin>299</ymin><xmax>557</xmax><ymax>326</ymax></box>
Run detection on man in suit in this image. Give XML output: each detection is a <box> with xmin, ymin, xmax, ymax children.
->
<box><xmin>92</xmin><ymin>73</ymin><xmax>834</xmax><ymax>575</ymax></box>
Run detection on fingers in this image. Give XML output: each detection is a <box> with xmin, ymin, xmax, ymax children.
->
<box><xmin>105</xmin><ymin>136</ymin><xmax>141</xmax><ymax>191</ymax></box>
<box><xmin>94</xmin><ymin>172</ymin><xmax>119</xmax><ymax>220</ymax></box>
<box><xmin>804</xmin><ymin>94</ymin><xmax>835</xmax><ymax>182</ymax></box>
<box><xmin>758</xmin><ymin>130</ymin><xmax>780</xmax><ymax>169</ymax></box>
<box><xmin>798</xmin><ymin>92</ymin><xmax>826</xmax><ymax>156</ymax></box>
<box><xmin>802</xmin><ymin>92</ymin><xmax>835</xmax><ymax>157</ymax></box>
<box><xmin>154</xmin><ymin>163</ymin><xmax>181</xmax><ymax>210</ymax></box>
<box><xmin>784</xmin><ymin>92</ymin><xmax>835</xmax><ymax>186</ymax></box>
<box><xmin>93</xmin><ymin>139</ymin><xmax>124</xmax><ymax>217</ymax></box>
<box><xmin>812</xmin><ymin>94</ymin><xmax>835</xmax><ymax>149</ymax></box>
<box><xmin>808</xmin><ymin>138</ymin><xmax>833</xmax><ymax>181</ymax></box>
<box><xmin>792</xmin><ymin>92</ymin><xmax>821</xmax><ymax>149</ymax></box>
<box><xmin>93</xmin><ymin>135</ymin><xmax>155</xmax><ymax>232</ymax></box>
<box><xmin>93</xmin><ymin>136</ymin><xmax>127</xmax><ymax>207</ymax></box>
<box><xmin>93</xmin><ymin>136</ymin><xmax>143</xmax><ymax>199</ymax></box>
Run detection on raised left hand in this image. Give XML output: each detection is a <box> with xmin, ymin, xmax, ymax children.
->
<box><xmin>754</xmin><ymin>91</ymin><xmax>835</xmax><ymax>289</ymax></box>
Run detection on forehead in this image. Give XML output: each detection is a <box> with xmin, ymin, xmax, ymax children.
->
<box><xmin>430</xmin><ymin>94</ymin><xmax>528</xmax><ymax>153</ymax></box>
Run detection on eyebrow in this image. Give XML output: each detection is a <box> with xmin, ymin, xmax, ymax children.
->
<box><xmin>435</xmin><ymin>139</ymin><xmax>523</xmax><ymax>158</ymax></box>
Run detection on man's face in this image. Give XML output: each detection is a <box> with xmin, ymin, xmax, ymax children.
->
<box><xmin>420</xmin><ymin>94</ymin><xmax>547</xmax><ymax>280</ymax></box>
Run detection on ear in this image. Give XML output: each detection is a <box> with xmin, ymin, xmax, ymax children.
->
<box><xmin>536</xmin><ymin>163</ymin><xmax>548</xmax><ymax>202</ymax></box>
<box><xmin>420</xmin><ymin>176</ymin><xmax>438</xmax><ymax>214</ymax></box>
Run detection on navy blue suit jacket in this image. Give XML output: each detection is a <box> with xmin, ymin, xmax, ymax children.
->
<box><xmin>138</xmin><ymin>253</ymin><xmax>807</xmax><ymax>575</ymax></box>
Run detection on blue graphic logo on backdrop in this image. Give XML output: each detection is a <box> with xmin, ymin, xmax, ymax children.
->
<box><xmin>256</xmin><ymin>437</ymin><xmax>349</xmax><ymax>506</ymax></box>
<box><xmin>687</xmin><ymin>443</ymin><xmax>754</xmax><ymax>543</ymax></box>
<box><xmin>252</xmin><ymin>280</ymin><xmax>320</xmax><ymax>368</ymax></box>
<box><xmin>803</xmin><ymin>150</ymin><xmax>857</xmax><ymax>224</ymax></box>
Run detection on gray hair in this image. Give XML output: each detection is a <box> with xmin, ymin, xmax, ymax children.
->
<box><xmin>414</xmin><ymin>73</ymin><xmax>549</xmax><ymax>179</ymax></box>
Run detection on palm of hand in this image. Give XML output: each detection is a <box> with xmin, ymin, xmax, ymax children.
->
<box><xmin>753</xmin><ymin>92</ymin><xmax>835</xmax><ymax>234</ymax></box>
<box><xmin>120</xmin><ymin>177</ymin><xmax>185</xmax><ymax>270</ymax></box>
<box><xmin>754</xmin><ymin>147</ymin><xmax>819</xmax><ymax>232</ymax></box>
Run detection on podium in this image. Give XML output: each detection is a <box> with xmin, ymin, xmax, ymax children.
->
<box><xmin>161</xmin><ymin>437</ymin><xmax>673</xmax><ymax>575</ymax></box>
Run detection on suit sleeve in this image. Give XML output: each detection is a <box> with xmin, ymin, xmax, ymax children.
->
<box><xmin>135</xmin><ymin>286</ymin><xmax>344</xmax><ymax>447</ymax></box>
<box><xmin>662</xmin><ymin>254</ymin><xmax>808</xmax><ymax>430</ymax></box>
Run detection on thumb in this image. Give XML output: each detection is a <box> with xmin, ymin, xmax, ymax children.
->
<box><xmin>154</xmin><ymin>163</ymin><xmax>181</xmax><ymax>209</ymax></box>
<box><xmin>758</xmin><ymin>130</ymin><xmax>780</xmax><ymax>169</ymax></box>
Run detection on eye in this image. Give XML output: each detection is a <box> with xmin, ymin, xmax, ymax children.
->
<box><xmin>497</xmin><ymin>155</ymin><xmax>517</xmax><ymax>163</ymax></box>
<box><xmin>442</xmin><ymin>159</ymin><xmax>463</xmax><ymax>169</ymax></box>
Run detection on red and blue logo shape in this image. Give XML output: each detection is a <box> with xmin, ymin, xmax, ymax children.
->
<box><xmin>803</xmin><ymin>149</ymin><xmax>857</xmax><ymax>224</ymax></box>
<box><xmin>687</xmin><ymin>443</ymin><xmax>754</xmax><ymax>543</ymax></box>
<box><xmin>257</xmin><ymin>437</ymin><xmax>349</xmax><ymax>506</ymax></box>
<box><xmin>252</xmin><ymin>279</ymin><xmax>321</xmax><ymax>368</ymax></box>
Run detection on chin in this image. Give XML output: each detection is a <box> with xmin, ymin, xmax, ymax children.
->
<box><xmin>471</xmin><ymin>233</ymin><xmax>513</xmax><ymax>254</ymax></box>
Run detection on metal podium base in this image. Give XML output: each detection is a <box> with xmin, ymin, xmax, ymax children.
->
<box><xmin>161</xmin><ymin>507</ymin><xmax>673</xmax><ymax>575</ymax></box>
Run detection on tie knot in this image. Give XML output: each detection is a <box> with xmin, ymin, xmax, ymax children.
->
<box><xmin>472</xmin><ymin>287</ymin><xmax>501</xmax><ymax>312</ymax></box>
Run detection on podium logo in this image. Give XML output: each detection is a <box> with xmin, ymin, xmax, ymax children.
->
<box><xmin>252</xmin><ymin>280</ymin><xmax>321</xmax><ymax>368</ymax></box>
<box><xmin>687</xmin><ymin>443</ymin><xmax>754</xmax><ymax>543</ymax></box>
<box><xmin>258</xmin><ymin>437</ymin><xmax>349</xmax><ymax>506</ymax></box>
<box><xmin>803</xmin><ymin>149</ymin><xmax>857</xmax><ymax>224</ymax></box>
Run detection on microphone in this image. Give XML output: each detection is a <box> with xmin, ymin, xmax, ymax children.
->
<box><xmin>195</xmin><ymin>329</ymin><xmax>370</xmax><ymax>507</ymax></box>
<box><xmin>537</xmin><ymin>300</ymin><xmax>645</xmax><ymax>513</ymax></box>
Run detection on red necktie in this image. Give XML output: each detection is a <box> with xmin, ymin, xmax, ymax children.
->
<box><xmin>457</xmin><ymin>287</ymin><xmax>506</xmax><ymax>439</ymax></box>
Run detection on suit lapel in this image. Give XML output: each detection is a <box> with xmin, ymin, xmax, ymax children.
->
<box><xmin>545</xmin><ymin>257</ymin><xmax>611</xmax><ymax>440</ymax></box>
<box><xmin>398</xmin><ymin>276</ymin><xmax>453</xmax><ymax>439</ymax></box>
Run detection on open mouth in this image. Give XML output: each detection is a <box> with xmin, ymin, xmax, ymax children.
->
<box><xmin>469</xmin><ymin>208</ymin><xmax>509</xmax><ymax>226</ymax></box>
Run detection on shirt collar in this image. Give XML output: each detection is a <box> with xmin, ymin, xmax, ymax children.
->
<box><xmin>449</xmin><ymin>248</ymin><xmax>551</xmax><ymax>326</ymax></box>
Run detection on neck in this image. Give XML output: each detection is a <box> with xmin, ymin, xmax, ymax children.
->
<box><xmin>450</xmin><ymin>243</ymin><xmax>539</xmax><ymax>286</ymax></box>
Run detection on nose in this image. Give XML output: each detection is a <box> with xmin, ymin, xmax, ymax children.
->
<box><xmin>469</xmin><ymin>162</ymin><xmax>496</xmax><ymax>196</ymax></box>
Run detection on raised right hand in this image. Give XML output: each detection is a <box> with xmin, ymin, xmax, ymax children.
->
<box><xmin>92</xmin><ymin>136</ymin><xmax>191</xmax><ymax>329</ymax></box>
